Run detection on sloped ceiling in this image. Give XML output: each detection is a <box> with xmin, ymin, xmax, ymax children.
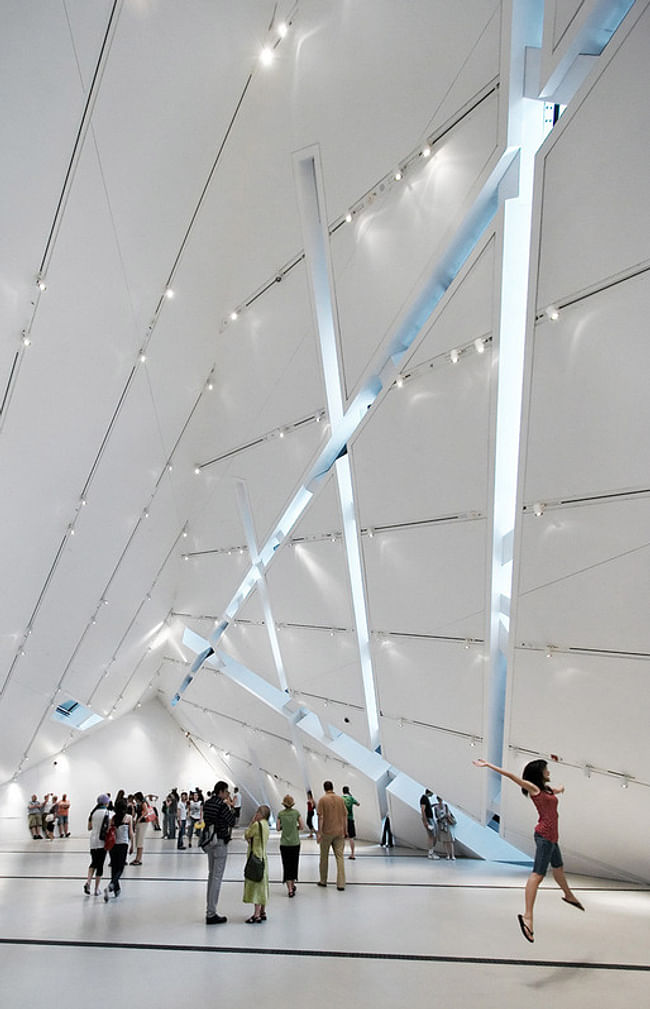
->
<box><xmin>2</xmin><ymin>0</ymin><xmax>648</xmax><ymax>880</ymax></box>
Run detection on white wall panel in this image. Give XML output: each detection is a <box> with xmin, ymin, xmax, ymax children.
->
<box><xmin>267</xmin><ymin>539</ymin><xmax>355</xmax><ymax>630</ymax></box>
<box><xmin>524</xmin><ymin>272</ymin><xmax>650</xmax><ymax>503</ymax></box>
<box><xmin>536</xmin><ymin>4</ymin><xmax>650</xmax><ymax>308</ymax></box>
<box><xmin>280</xmin><ymin>625</ymin><xmax>365</xmax><ymax>708</ymax></box>
<box><xmin>374</xmin><ymin>636</ymin><xmax>485</xmax><ymax>735</ymax></box>
<box><xmin>516</xmin><ymin>500</ymin><xmax>650</xmax><ymax>653</ymax></box>
<box><xmin>363</xmin><ymin>520</ymin><xmax>487</xmax><ymax>638</ymax></box>
<box><xmin>508</xmin><ymin>649</ymin><xmax>649</xmax><ymax>781</ymax></box>
<box><xmin>220</xmin><ymin>624</ymin><xmax>281</xmax><ymax>690</ymax></box>
<box><xmin>381</xmin><ymin>720</ymin><xmax>483</xmax><ymax>820</ymax></box>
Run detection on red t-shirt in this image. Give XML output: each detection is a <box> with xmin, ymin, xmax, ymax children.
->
<box><xmin>531</xmin><ymin>789</ymin><xmax>558</xmax><ymax>843</ymax></box>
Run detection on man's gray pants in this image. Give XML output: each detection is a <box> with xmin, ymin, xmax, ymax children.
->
<box><xmin>206</xmin><ymin>837</ymin><xmax>228</xmax><ymax>916</ymax></box>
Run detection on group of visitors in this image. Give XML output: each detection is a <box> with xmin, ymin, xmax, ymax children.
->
<box><xmin>27</xmin><ymin>793</ymin><xmax>71</xmax><ymax>839</ymax></box>
<box><xmin>203</xmin><ymin>779</ymin><xmax>360</xmax><ymax>925</ymax></box>
<box><xmin>161</xmin><ymin>786</ymin><xmax>242</xmax><ymax>849</ymax></box>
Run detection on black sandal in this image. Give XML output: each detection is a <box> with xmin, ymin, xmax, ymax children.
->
<box><xmin>245</xmin><ymin>915</ymin><xmax>261</xmax><ymax>923</ymax></box>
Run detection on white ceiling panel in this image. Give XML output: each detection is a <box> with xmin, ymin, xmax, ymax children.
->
<box><xmin>88</xmin><ymin>1</ymin><xmax>277</xmax><ymax>330</ymax></box>
<box><xmin>0</xmin><ymin>0</ymin><xmax>101</xmax><ymax>335</ymax></box>
<box><xmin>523</xmin><ymin>271</ymin><xmax>650</xmax><ymax>503</ymax></box>
<box><xmin>363</xmin><ymin>520</ymin><xmax>488</xmax><ymax>638</ymax></box>
<box><xmin>374</xmin><ymin>637</ymin><xmax>485</xmax><ymax>734</ymax></box>
<box><xmin>334</xmin><ymin>91</ymin><xmax>500</xmax><ymax>397</ymax></box>
<box><xmin>144</xmin><ymin>259</ymin><xmax>322</xmax><ymax>460</ymax></box>
<box><xmin>508</xmin><ymin>648</ymin><xmax>649</xmax><ymax>781</ymax></box>
<box><xmin>536</xmin><ymin>4</ymin><xmax>650</xmax><ymax>308</ymax></box>
<box><xmin>291</xmin><ymin>0</ymin><xmax>502</xmax><ymax>223</ymax></box>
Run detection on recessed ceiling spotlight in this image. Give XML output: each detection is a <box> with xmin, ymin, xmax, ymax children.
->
<box><xmin>422</xmin><ymin>145</ymin><xmax>432</xmax><ymax>158</ymax></box>
<box><xmin>206</xmin><ymin>380</ymin><xmax>214</xmax><ymax>391</ymax></box>
<box><xmin>450</xmin><ymin>348</ymin><xmax>460</xmax><ymax>364</ymax></box>
<box><xmin>260</xmin><ymin>46</ymin><xmax>274</xmax><ymax>66</ymax></box>
<box><xmin>277</xmin><ymin>21</ymin><xmax>288</xmax><ymax>38</ymax></box>
<box><xmin>396</xmin><ymin>376</ymin><xmax>404</xmax><ymax>388</ymax></box>
<box><xmin>345</xmin><ymin>212</ymin><xmax>352</xmax><ymax>223</ymax></box>
<box><xmin>194</xmin><ymin>466</ymin><xmax>201</xmax><ymax>475</ymax></box>
<box><xmin>394</xmin><ymin>170</ymin><xmax>402</xmax><ymax>181</ymax></box>
<box><xmin>545</xmin><ymin>305</ymin><xmax>560</xmax><ymax>321</ymax></box>
<box><xmin>474</xmin><ymin>338</ymin><xmax>485</xmax><ymax>354</ymax></box>
<box><xmin>165</xmin><ymin>287</ymin><xmax>175</xmax><ymax>299</ymax></box>
<box><xmin>22</xmin><ymin>333</ymin><xmax>32</xmax><ymax>347</ymax></box>
<box><xmin>532</xmin><ymin>502</ymin><xmax>545</xmax><ymax>517</ymax></box>
<box><xmin>139</xmin><ymin>350</ymin><xmax>147</xmax><ymax>363</ymax></box>
<box><xmin>230</xmin><ymin>310</ymin><xmax>238</xmax><ymax>321</ymax></box>
<box><xmin>36</xmin><ymin>276</ymin><xmax>47</xmax><ymax>291</ymax></box>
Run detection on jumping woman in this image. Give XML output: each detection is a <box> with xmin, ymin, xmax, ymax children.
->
<box><xmin>473</xmin><ymin>757</ymin><xmax>584</xmax><ymax>942</ymax></box>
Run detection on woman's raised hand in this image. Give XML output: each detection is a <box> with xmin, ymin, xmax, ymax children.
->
<box><xmin>472</xmin><ymin>758</ymin><xmax>489</xmax><ymax>767</ymax></box>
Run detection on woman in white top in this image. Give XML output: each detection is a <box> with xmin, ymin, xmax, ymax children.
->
<box><xmin>105</xmin><ymin>797</ymin><xmax>133</xmax><ymax>900</ymax></box>
<box><xmin>85</xmin><ymin>794</ymin><xmax>110</xmax><ymax>896</ymax></box>
<box><xmin>187</xmin><ymin>791</ymin><xmax>203</xmax><ymax>848</ymax></box>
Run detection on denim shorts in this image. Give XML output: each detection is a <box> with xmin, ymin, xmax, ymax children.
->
<box><xmin>533</xmin><ymin>833</ymin><xmax>563</xmax><ymax>876</ymax></box>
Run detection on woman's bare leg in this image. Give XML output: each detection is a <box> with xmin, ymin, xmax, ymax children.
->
<box><xmin>552</xmin><ymin>865</ymin><xmax>580</xmax><ymax>903</ymax></box>
<box><xmin>524</xmin><ymin>872</ymin><xmax>544</xmax><ymax>933</ymax></box>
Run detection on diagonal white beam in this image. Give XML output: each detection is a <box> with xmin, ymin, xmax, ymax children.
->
<box><xmin>294</xmin><ymin>145</ymin><xmax>381</xmax><ymax>748</ymax></box>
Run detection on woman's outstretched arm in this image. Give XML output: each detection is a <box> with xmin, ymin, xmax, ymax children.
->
<box><xmin>473</xmin><ymin>758</ymin><xmax>540</xmax><ymax>796</ymax></box>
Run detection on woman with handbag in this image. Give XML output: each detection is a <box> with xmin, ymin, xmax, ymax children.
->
<box><xmin>243</xmin><ymin>805</ymin><xmax>270</xmax><ymax>922</ymax></box>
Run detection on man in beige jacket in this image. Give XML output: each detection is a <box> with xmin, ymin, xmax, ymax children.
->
<box><xmin>316</xmin><ymin>781</ymin><xmax>348</xmax><ymax>890</ymax></box>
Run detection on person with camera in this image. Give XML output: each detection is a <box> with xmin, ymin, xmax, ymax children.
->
<box><xmin>202</xmin><ymin>781</ymin><xmax>236</xmax><ymax>924</ymax></box>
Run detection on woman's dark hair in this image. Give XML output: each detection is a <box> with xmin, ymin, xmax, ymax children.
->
<box><xmin>134</xmin><ymin>791</ymin><xmax>144</xmax><ymax>802</ymax></box>
<box><xmin>522</xmin><ymin>759</ymin><xmax>549</xmax><ymax>796</ymax></box>
<box><xmin>113</xmin><ymin>798</ymin><xmax>127</xmax><ymax>828</ymax></box>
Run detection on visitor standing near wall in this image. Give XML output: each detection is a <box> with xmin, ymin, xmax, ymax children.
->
<box><xmin>187</xmin><ymin>790</ymin><xmax>202</xmax><ymax>847</ymax></box>
<box><xmin>202</xmin><ymin>781</ymin><xmax>236</xmax><ymax>924</ymax></box>
<box><xmin>419</xmin><ymin>788</ymin><xmax>439</xmax><ymax>859</ymax></box>
<box><xmin>27</xmin><ymin>795</ymin><xmax>43</xmax><ymax>839</ymax></box>
<box><xmin>342</xmin><ymin>786</ymin><xmax>360</xmax><ymax>859</ymax></box>
<box><xmin>232</xmin><ymin>786</ymin><xmax>242</xmax><ymax>825</ymax></box>
<box><xmin>306</xmin><ymin>789</ymin><xmax>316</xmax><ymax>838</ymax></box>
<box><xmin>56</xmin><ymin>794</ymin><xmax>70</xmax><ymax>837</ymax></box>
<box><xmin>177</xmin><ymin>791</ymin><xmax>188</xmax><ymax>849</ymax></box>
<box><xmin>433</xmin><ymin>796</ymin><xmax>457</xmax><ymax>860</ymax></box>
<box><xmin>131</xmin><ymin>791</ymin><xmax>148</xmax><ymax>865</ymax></box>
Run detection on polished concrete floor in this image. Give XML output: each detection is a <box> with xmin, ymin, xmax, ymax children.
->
<box><xmin>1</xmin><ymin>831</ymin><xmax>648</xmax><ymax>1007</ymax></box>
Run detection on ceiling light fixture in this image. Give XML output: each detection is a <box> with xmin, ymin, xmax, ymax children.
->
<box><xmin>165</xmin><ymin>287</ymin><xmax>175</xmax><ymax>299</ymax></box>
<box><xmin>532</xmin><ymin>502</ymin><xmax>545</xmax><ymax>517</ymax></box>
<box><xmin>36</xmin><ymin>276</ymin><xmax>47</xmax><ymax>291</ymax></box>
<box><xmin>394</xmin><ymin>170</ymin><xmax>402</xmax><ymax>181</ymax></box>
<box><xmin>138</xmin><ymin>350</ymin><xmax>147</xmax><ymax>363</ymax></box>
<box><xmin>260</xmin><ymin>46</ymin><xmax>274</xmax><ymax>66</ymax></box>
<box><xmin>474</xmin><ymin>337</ymin><xmax>485</xmax><ymax>354</ymax></box>
<box><xmin>194</xmin><ymin>466</ymin><xmax>201</xmax><ymax>475</ymax></box>
<box><xmin>545</xmin><ymin>305</ymin><xmax>559</xmax><ymax>321</ymax></box>
<box><xmin>277</xmin><ymin>21</ymin><xmax>288</xmax><ymax>38</ymax></box>
<box><xmin>422</xmin><ymin>145</ymin><xmax>431</xmax><ymax>158</ymax></box>
<box><xmin>345</xmin><ymin>212</ymin><xmax>352</xmax><ymax>223</ymax></box>
<box><xmin>22</xmin><ymin>333</ymin><xmax>31</xmax><ymax>347</ymax></box>
<box><xmin>230</xmin><ymin>310</ymin><xmax>238</xmax><ymax>321</ymax></box>
<box><xmin>450</xmin><ymin>348</ymin><xmax>460</xmax><ymax>364</ymax></box>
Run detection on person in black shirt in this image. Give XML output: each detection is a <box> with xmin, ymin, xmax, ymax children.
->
<box><xmin>420</xmin><ymin>788</ymin><xmax>439</xmax><ymax>859</ymax></box>
<box><xmin>203</xmin><ymin>781</ymin><xmax>236</xmax><ymax>924</ymax></box>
